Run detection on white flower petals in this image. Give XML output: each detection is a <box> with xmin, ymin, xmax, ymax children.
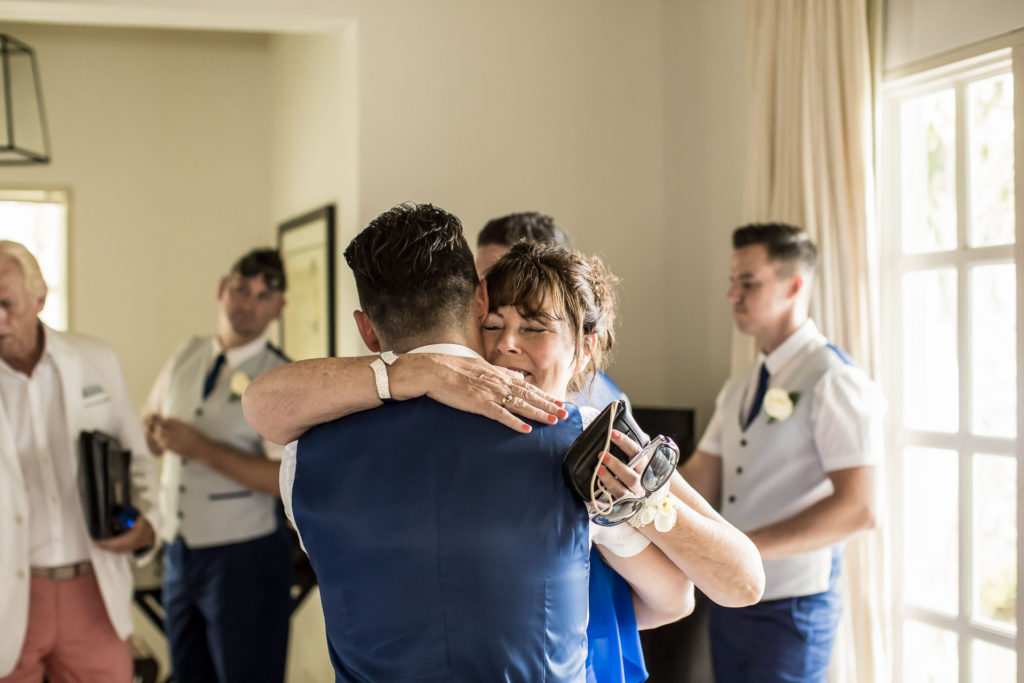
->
<box><xmin>763</xmin><ymin>387</ymin><xmax>795</xmax><ymax>421</ymax></box>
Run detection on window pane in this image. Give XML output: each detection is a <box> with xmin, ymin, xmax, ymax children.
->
<box><xmin>968</xmin><ymin>73</ymin><xmax>1015</xmax><ymax>247</ymax></box>
<box><xmin>903</xmin><ymin>620</ymin><xmax>958</xmax><ymax>683</ymax></box>
<box><xmin>971</xmin><ymin>639</ymin><xmax>1016</xmax><ymax>682</ymax></box>
<box><xmin>901</xmin><ymin>89</ymin><xmax>957</xmax><ymax>254</ymax></box>
<box><xmin>971</xmin><ymin>264</ymin><xmax>1016</xmax><ymax>437</ymax></box>
<box><xmin>0</xmin><ymin>200</ymin><xmax>68</xmax><ymax>330</ymax></box>
<box><xmin>904</xmin><ymin>447</ymin><xmax>959</xmax><ymax>614</ymax></box>
<box><xmin>973</xmin><ymin>453</ymin><xmax>1017</xmax><ymax>628</ymax></box>
<box><xmin>903</xmin><ymin>269</ymin><xmax>959</xmax><ymax>432</ymax></box>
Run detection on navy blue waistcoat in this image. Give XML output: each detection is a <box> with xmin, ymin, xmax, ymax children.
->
<box><xmin>292</xmin><ymin>398</ymin><xmax>590</xmax><ymax>682</ymax></box>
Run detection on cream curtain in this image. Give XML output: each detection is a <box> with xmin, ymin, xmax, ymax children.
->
<box><xmin>739</xmin><ymin>1</ymin><xmax>891</xmax><ymax>681</ymax></box>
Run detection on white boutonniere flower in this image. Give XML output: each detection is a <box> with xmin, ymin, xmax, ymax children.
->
<box><xmin>763</xmin><ymin>387</ymin><xmax>801</xmax><ymax>423</ymax></box>
<box><xmin>229</xmin><ymin>371</ymin><xmax>250</xmax><ymax>402</ymax></box>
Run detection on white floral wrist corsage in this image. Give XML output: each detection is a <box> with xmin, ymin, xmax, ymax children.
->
<box><xmin>627</xmin><ymin>483</ymin><xmax>677</xmax><ymax>533</ymax></box>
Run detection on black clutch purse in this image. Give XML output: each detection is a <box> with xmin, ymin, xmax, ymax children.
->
<box><xmin>77</xmin><ymin>430</ymin><xmax>138</xmax><ymax>540</ymax></box>
<box><xmin>562</xmin><ymin>400</ymin><xmax>681</xmax><ymax>526</ymax></box>
<box><xmin>562</xmin><ymin>400</ymin><xmax>650</xmax><ymax>524</ymax></box>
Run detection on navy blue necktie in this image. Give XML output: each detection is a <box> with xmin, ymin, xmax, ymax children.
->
<box><xmin>745</xmin><ymin>363</ymin><xmax>770</xmax><ymax>429</ymax></box>
<box><xmin>202</xmin><ymin>352</ymin><xmax>227</xmax><ymax>399</ymax></box>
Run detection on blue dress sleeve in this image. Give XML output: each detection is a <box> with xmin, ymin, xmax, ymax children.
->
<box><xmin>586</xmin><ymin>547</ymin><xmax>649</xmax><ymax>683</ymax></box>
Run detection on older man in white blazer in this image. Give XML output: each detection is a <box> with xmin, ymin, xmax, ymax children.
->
<box><xmin>0</xmin><ymin>241</ymin><xmax>159</xmax><ymax>682</ymax></box>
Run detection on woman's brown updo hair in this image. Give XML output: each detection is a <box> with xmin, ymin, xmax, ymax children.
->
<box><xmin>484</xmin><ymin>241</ymin><xmax>618</xmax><ymax>393</ymax></box>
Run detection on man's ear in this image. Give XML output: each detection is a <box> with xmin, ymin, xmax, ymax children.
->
<box><xmin>216</xmin><ymin>276</ymin><xmax>228</xmax><ymax>300</ymax></box>
<box><xmin>353</xmin><ymin>310</ymin><xmax>382</xmax><ymax>352</ymax></box>
<box><xmin>31</xmin><ymin>291</ymin><xmax>47</xmax><ymax>317</ymax></box>
<box><xmin>788</xmin><ymin>272</ymin><xmax>805</xmax><ymax>299</ymax></box>
<box><xmin>474</xmin><ymin>279</ymin><xmax>489</xmax><ymax>324</ymax></box>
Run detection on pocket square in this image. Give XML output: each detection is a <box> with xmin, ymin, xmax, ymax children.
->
<box><xmin>83</xmin><ymin>384</ymin><xmax>105</xmax><ymax>398</ymax></box>
<box><xmin>83</xmin><ymin>385</ymin><xmax>111</xmax><ymax>406</ymax></box>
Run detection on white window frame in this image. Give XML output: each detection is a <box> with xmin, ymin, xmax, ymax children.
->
<box><xmin>880</xmin><ymin>38</ymin><xmax>1023</xmax><ymax>682</ymax></box>
<box><xmin>0</xmin><ymin>187</ymin><xmax>70</xmax><ymax>330</ymax></box>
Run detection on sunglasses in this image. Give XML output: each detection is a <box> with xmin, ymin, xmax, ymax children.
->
<box><xmin>561</xmin><ymin>400</ymin><xmax>680</xmax><ymax>526</ymax></box>
<box><xmin>589</xmin><ymin>433</ymin><xmax>680</xmax><ymax>527</ymax></box>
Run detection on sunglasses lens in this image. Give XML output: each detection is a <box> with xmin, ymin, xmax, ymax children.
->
<box><xmin>641</xmin><ymin>441</ymin><xmax>679</xmax><ymax>491</ymax></box>
<box><xmin>591</xmin><ymin>498</ymin><xmax>645</xmax><ymax>526</ymax></box>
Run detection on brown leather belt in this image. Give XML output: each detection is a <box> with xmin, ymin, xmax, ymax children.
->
<box><xmin>30</xmin><ymin>561</ymin><xmax>93</xmax><ymax>580</ymax></box>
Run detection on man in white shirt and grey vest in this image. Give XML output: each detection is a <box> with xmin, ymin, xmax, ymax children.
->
<box><xmin>0</xmin><ymin>240</ymin><xmax>160</xmax><ymax>682</ymax></box>
<box><xmin>682</xmin><ymin>223</ymin><xmax>884</xmax><ymax>683</ymax></box>
<box><xmin>144</xmin><ymin>249</ymin><xmax>292</xmax><ymax>683</ymax></box>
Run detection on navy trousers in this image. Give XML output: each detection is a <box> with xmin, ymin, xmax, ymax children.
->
<box><xmin>163</xmin><ymin>526</ymin><xmax>292</xmax><ymax>683</ymax></box>
<box><xmin>708</xmin><ymin>550</ymin><xmax>843</xmax><ymax>683</ymax></box>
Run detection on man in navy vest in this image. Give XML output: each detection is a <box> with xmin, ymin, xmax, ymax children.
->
<box><xmin>284</xmin><ymin>203</ymin><xmax>590</xmax><ymax>682</ymax></box>
<box><xmin>682</xmin><ymin>224</ymin><xmax>884</xmax><ymax>683</ymax></box>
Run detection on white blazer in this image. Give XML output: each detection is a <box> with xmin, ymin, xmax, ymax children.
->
<box><xmin>0</xmin><ymin>327</ymin><xmax>160</xmax><ymax>676</ymax></box>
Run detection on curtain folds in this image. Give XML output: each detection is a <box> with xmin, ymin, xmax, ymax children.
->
<box><xmin>740</xmin><ymin>1</ymin><xmax>890</xmax><ymax>681</ymax></box>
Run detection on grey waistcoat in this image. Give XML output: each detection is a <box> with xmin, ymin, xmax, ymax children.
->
<box><xmin>718</xmin><ymin>344</ymin><xmax>849</xmax><ymax>600</ymax></box>
<box><xmin>160</xmin><ymin>337</ymin><xmax>288</xmax><ymax>548</ymax></box>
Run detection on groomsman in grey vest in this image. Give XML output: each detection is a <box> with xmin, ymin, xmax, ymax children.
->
<box><xmin>681</xmin><ymin>224</ymin><xmax>884</xmax><ymax>683</ymax></box>
<box><xmin>144</xmin><ymin>249</ymin><xmax>292</xmax><ymax>683</ymax></box>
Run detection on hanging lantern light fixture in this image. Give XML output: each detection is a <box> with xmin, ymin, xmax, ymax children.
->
<box><xmin>0</xmin><ymin>33</ymin><xmax>51</xmax><ymax>165</ymax></box>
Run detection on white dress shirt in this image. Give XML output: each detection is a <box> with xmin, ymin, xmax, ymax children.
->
<box><xmin>0</xmin><ymin>346</ymin><xmax>91</xmax><ymax>567</ymax></box>
<box><xmin>698</xmin><ymin>319</ymin><xmax>885</xmax><ymax>472</ymax></box>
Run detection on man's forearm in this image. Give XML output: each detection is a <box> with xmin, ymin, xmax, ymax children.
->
<box><xmin>746</xmin><ymin>466</ymin><xmax>878</xmax><ymax>560</ymax></box>
<box><xmin>243</xmin><ymin>353</ymin><xmax>565</xmax><ymax>444</ymax></box>
<box><xmin>192</xmin><ymin>440</ymin><xmax>283</xmax><ymax>497</ymax></box>
<box><xmin>242</xmin><ymin>356</ymin><xmax>385</xmax><ymax>444</ymax></box>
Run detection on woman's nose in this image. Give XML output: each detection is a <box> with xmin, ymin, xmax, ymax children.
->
<box><xmin>496</xmin><ymin>330</ymin><xmax>520</xmax><ymax>354</ymax></box>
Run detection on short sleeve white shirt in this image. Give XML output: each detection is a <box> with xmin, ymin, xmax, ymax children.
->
<box><xmin>697</xmin><ymin>319</ymin><xmax>885</xmax><ymax>472</ymax></box>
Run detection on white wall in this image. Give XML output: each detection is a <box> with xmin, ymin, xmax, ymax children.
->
<box><xmin>0</xmin><ymin>23</ymin><xmax>273</xmax><ymax>405</ymax></box>
<box><xmin>348</xmin><ymin>0</ymin><xmax>672</xmax><ymax>405</ymax></box>
<box><xmin>885</xmin><ymin>0</ymin><xmax>1024</xmax><ymax>69</ymax></box>
<box><xmin>268</xmin><ymin>29</ymin><xmax>360</xmax><ymax>357</ymax></box>
<box><xmin>660</xmin><ymin>0</ymin><xmax>748</xmax><ymax>433</ymax></box>
<box><xmin>0</xmin><ymin>0</ymin><xmax>754</xmax><ymax>425</ymax></box>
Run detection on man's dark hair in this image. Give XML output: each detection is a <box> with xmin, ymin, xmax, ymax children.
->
<box><xmin>345</xmin><ymin>203</ymin><xmax>478</xmax><ymax>347</ymax></box>
<box><xmin>477</xmin><ymin>212</ymin><xmax>572</xmax><ymax>248</ymax></box>
<box><xmin>732</xmin><ymin>223</ymin><xmax>818</xmax><ymax>275</ymax></box>
<box><xmin>231</xmin><ymin>248</ymin><xmax>286</xmax><ymax>292</ymax></box>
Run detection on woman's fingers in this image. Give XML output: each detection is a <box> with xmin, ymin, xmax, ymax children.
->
<box><xmin>486</xmin><ymin>366</ymin><xmax>566</xmax><ymax>419</ymax></box>
<box><xmin>609</xmin><ymin>430</ymin><xmax>653</xmax><ymax>475</ymax></box>
<box><xmin>609</xmin><ymin>429</ymin><xmax>641</xmax><ymax>457</ymax></box>
<box><xmin>481</xmin><ymin>398</ymin><xmax>534</xmax><ymax>433</ymax></box>
<box><xmin>598</xmin><ymin>452</ymin><xmax>645</xmax><ymax>498</ymax></box>
<box><xmin>424</xmin><ymin>354</ymin><xmax>568</xmax><ymax>433</ymax></box>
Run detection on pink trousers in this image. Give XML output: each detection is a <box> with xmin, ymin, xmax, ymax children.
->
<box><xmin>1</xmin><ymin>573</ymin><xmax>132</xmax><ymax>683</ymax></box>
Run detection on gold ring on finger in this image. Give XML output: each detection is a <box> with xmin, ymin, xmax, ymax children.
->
<box><xmin>501</xmin><ymin>392</ymin><xmax>513</xmax><ymax>407</ymax></box>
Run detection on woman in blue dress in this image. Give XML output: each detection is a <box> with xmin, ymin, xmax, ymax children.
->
<box><xmin>246</xmin><ymin>241</ymin><xmax>764</xmax><ymax>682</ymax></box>
<box><xmin>476</xmin><ymin>243</ymin><xmax>763</xmax><ymax>681</ymax></box>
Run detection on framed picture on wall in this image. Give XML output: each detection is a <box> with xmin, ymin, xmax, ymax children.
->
<box><xmin>277</xmin><ymin>204</ymin><xmax>336</xmax><ymax>360</ymax></box>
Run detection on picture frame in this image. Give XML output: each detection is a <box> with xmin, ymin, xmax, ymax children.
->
<box><xmin>277</xmin><ymin>204</ymin><xmax>336</xmax><ymax>360</ymax></box>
